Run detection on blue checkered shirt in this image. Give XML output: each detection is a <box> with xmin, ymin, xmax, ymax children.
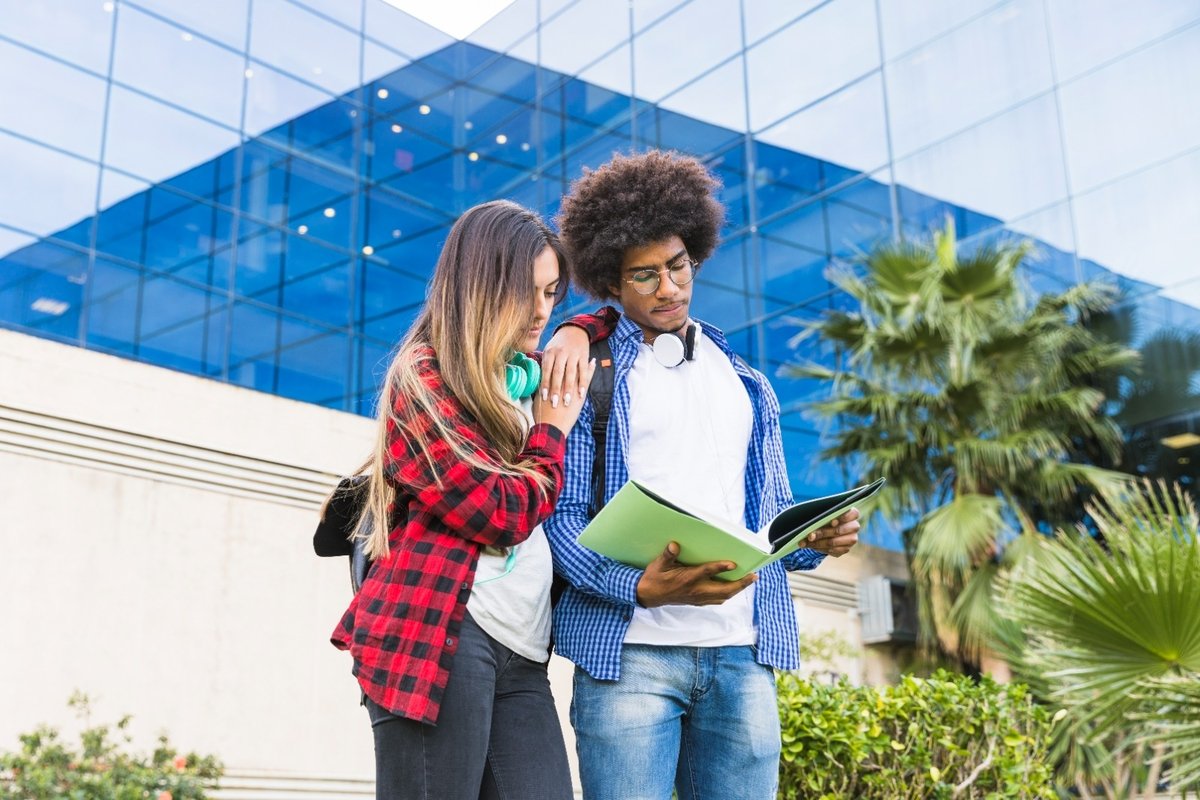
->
<box><xmin>545</xmin><ymin>313</ymin><xmax>826</xmax><ymax>680</ymax></box>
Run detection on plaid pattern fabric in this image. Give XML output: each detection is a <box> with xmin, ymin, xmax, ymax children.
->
<box><xmin>330</xmin><ymin>345</ymin><xmax>573</xmax><ymax>724</ymax></box>
<box><xmin>545</xmin><ymin>311</ymin><xmax>826</xmax><ymax>681</ymax></box>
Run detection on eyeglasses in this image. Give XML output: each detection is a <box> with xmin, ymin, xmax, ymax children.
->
<box><xmin>623</xmin><ymin>258</ymin><xmax>698</xmax><ymax>295</ymax></box>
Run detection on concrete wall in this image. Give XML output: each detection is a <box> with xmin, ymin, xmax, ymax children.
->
<box><xmin>0</xmin><ymin>328</ymin><xmax>910</xmax><ymax>793</ymax></box>
<box><xmin>0</xmin><ymin>329</ymin><xmax>376</xmax><ymax>780</ymax></box>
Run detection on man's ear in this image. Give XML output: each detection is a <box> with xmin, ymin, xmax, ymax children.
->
<box><xmin>606</xmin><ymin>286</ymin><xmax>620</xmax><ymax>300</ymax></box>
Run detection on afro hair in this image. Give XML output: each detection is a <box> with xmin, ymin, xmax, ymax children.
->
<box><xmin>556</xmin><ymin>150</ymin><xmax>726</xmax><ymax>300</ymax></box>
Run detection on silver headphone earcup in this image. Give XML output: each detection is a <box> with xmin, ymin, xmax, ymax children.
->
<box><xmin>653</xmin><ymin>333</ymin><xmax>686</xmax><ymax>367</ymax></box>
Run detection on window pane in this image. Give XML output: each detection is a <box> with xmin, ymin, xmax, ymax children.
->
<box><xmin>634</xmin><ymin>0</ymin><xmax>742</xmax><ymax>102</ymax></box>
<box><xmin>893</xmin><ymin>95</ymin><xmax>1068</xmax><ymax>226</ymax></box>
<box><xmin>877</xmin><ymin>0</ymin><xmax>1001</xmax><ymax>59</ymax></box>
<box><xmin>277</xmin><ymin>331</ymin><xmax>351</xmax><ymax>405</ymax></box>
<box><xmin>103</xmin><ymin>86</ymin><xmax>239</xmax><ymax>184</ymax></box>
<box><xmin>656</xmin><ymin>56</ymin><xmax>747</xmax><ymax>135</ymax></box>
<box><xmin>250</xmin><ymin>0</ymin><xmax>361</xmax><ymax>94</ymax></box>
<box><xmin>1</xmin><ymin>1</ymin><xmax>114</xmax><ymax>74</ymax></box>
<box><xmin>1059</xmin><ymin>25</ymin><xmax>1200</xmax><ymax>194</ymax></box>
<box><xmin>132</xmin><ymin>0</ymin><xmax>251</xmax><ymax>49</ymax></box>
<box><xmin>1047</xmin><ymin>0</ymin><xmax>1200</xmax><ymax>82</ymax></box>
<box><xmin>540</xmin><ymin>0</ymin><xmax>629</xmax><ymax>77</ymax></box>
<box><xmin>0</xmin><ymin>41</ymin><xmax>107</xmax><ymax>160</ymax></box>
<box><xmin>1072</xmin><ymin>149</ymin><xmax>1200</xmax><ymax>311</ymax></box>
<box><xmin>885</xmin><ymin>0</ymin><xmax>1053</xmax><ymax>158</ymax></box>
<box><xmin>0</xmin><ymin>239</ymin><xmax>87</xmax><ymax>342</ymax></box>
<box><xmin>757</xmin><ymin>74</ymin><xmax>888</xmax><ymax>179</ymax></box>
<box><xmin>747</xmin><ymin>0</ymin><xmax>879</xmax><ymax>131</ymax></box>
<box><xmin>113</xmin><ymin>6</ymin><xmax>246</xmax><ymax>127</ymax></box>
<box><xmin>0</xmin><ymin>133</ymin><xmax>98</xmax><ymax>241</ymax></box>
<box><xmin>245</xmin><ymin>60</ymin><xmax>340</xmax><ymax>142</ymax></box>
<box><xmin>744</xmin><ymin>0</ymin><xmax>823</xmax><ymax>46</ymax></box>
<box><xmin>364</xmin><ymin>0</ymin><xmax>454</xmax><ymax>60</ymax></box>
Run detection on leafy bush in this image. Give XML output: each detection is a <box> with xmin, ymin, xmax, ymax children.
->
<box><xmin>0</xmin><ymin>693</ymin><xmax>222</xmax><ymax>800</ymax></box>
<box><xmin>777</xmin><ymin>670</ymin><xmax>1056</xmax><ymax>799</ymax></box>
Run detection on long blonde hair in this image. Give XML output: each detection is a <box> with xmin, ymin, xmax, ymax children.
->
<box><xmin>352</xmin><ymin>200</ymin><xmax>568</xmax><ymax>560</ymax></box>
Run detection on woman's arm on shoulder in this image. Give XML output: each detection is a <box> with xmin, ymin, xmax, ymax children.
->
<box><xmin>538</xmin><ymin>305</ymin><xmax>619</xmax><ymax>403</ymax></box>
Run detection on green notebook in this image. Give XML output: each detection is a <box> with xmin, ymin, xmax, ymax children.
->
<box><xmin>576</xmin><ymin>477</ymin><xmax>886</xmax><ymax>580</ymax></box>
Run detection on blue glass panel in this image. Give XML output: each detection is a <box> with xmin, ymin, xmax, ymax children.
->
<box><xmin>825</xmin><ymin>179</ymin><xmax>893</xmax><ymax>258</ymax></box>
<box><xmin>689</xmin><ymin>283</ymin><xmax>750</xmax><ymax>333</ymax></box>
<box><xmin>636</xmin><ymin>106</ymin><xmax>740</xmax><ymax>156</ymax></box>
<box><xmin>276</xmin><ymin>330</ymin><xmax>350</xmax><ymax>405</ymax></box>
<box><xmin>759</xmin><ymin>234</ymin><xmax>828</xmax><ymax>308</ymax></box>
<box><xmin>280</xmin><ymin>253</ymin><xmax>351</xmax><ymax>328</ymax></box>
<box><xmin>0</xmin><ymin>133</ymin><xmax>99</xmax><ymax>244</ymax></box>
<box><xmin>286</xmin><ymin>158</ymin><xmax>356</xmax><ymax>248</ymax></box>
<box><xmin>238</xmin><ymin>141</ymin><xmax>289</xmax><ymax>225</ymax></box>
<box><xmin>235</xmin><ymin>228</ymin><xmax>284</xmax><ymax>299</ymax></box>
<box><xmin>897</xmin><ymin>185</ymin><xmax>998</xmax><ymax>241</ymax></box>
<box><xmin>113</xmin><ymin>6</ymin><xmax>246</xmax><ymax>129</ymax></box>
<box><xmin>141</xmin><ymin>198</ymin><xmax>234</xmax><ymax>277</ymax></box>
<box><xmin>140</xmin><ymin>274</ymin><xmax>210</xmax><ymax>338</ymax></box>
<box><xmin>362</xmin><ymin>304</ymin><xmax>420</xmax><ymax>344</ymax></box>
<box><xmin>0</xmin><ymin>39</ymin><xmax>107</xmax><ymax>161</ymax></box>
<box><xmin>707</xmin><ymin>143</ymin><xmax>749</xmax><ymax>234</ymax></box>
<box><xmin>250</xmin><ymin>0</ymin><xmax>361</xmax><ymax>94</ymax></box>
<box><xmin>359</xmin><ymin>191</ymin><xmax>452</xmax><ymax>261</ymax></box>
<box><xmin>3</xmin><ymin>1</ymin><xmax>114</xmax><ymax>74</ymax></box>
<box><xmin>464</xmin><ymin>108</ymin><xmax>538</xmax><ymax>170</ymax></box>
<box><xmin>289</xmin><ymin>97</ymin><xmax>362</xmax><ymax>173</ymax></box>
<box><xmin>551</xmin><ymin>76</ymin><xmax>632</xmax><ymax>129</ymax></box>
<box><xmin>702</xmin><ymin>235</ymin><xmax>749</xmax><ymax>293</ymax></box>
<box><xmin>754</xmin><ymin>142</ymin><xmax>857</xmax><ymax>221</ymax></box>
<box><xmin>358</xmin><ymin>261</ymin><xmax>427</xmax><ymax>328</ymax></box>
<box><xmin>356</xmin><ymin>336</ymin><xmax>393</xmax><ymax>395</ymax></box>
<box><xmin>85</xmin><ymin>257</ymin><xmax>140</xmax><ymax>355</ymax></box>
<box><xmin>886</xmin><ymin>0</ymin><xmax>1053</xmax><ymax>158</ymax></box>
<box><xmin>0</xmin><ymin>240</ymin><xmax>87</xmax><ymax>342</ymax></box>
<box><xmin>229</xmin><ymin>301</ymin><xmax>279</xmax><ymax>365</ymax></box>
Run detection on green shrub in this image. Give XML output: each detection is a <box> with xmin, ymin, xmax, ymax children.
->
<box><xmin>777</xmin><ymin>670</ymin><xmax>1055</xmax><ymax>799</ymax></box>
<box><xmin>0</xmin><ymin>693</ymin><xmax>222</xmax><ymax>800</ymax></box>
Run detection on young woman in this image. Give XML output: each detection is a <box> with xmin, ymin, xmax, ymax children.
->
<box><xmin>330</xmin><ymin>200</ymin><xmax>599</xmax><ymax>800</ymax></box>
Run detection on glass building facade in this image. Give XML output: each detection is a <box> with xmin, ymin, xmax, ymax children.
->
<box><xmin>2</xmin><ymin>0</ymin><xmax>1198</xmax><ymax>546</ymax></box>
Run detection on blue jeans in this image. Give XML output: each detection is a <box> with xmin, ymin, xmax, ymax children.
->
<box><xmin>570</xmin><ymin>645</ymin><xmax>781</xmax><ymax>800</ymax></box>
<box><xmin>366</xmin><ymin>613</ymin><xmax>572</xmax><ymax>800</ymax></box>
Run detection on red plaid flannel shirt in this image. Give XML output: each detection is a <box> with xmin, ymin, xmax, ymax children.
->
<box><xmin>331</xmin><ymin>312</ymin><xmax>617</xmax><ymax>723</ymax></box>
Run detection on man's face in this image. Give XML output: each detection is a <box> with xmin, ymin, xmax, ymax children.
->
<box><xmin>609</xmin><ymin>235</ymin><xmax>694</xmax><ymax>342</ymax></box>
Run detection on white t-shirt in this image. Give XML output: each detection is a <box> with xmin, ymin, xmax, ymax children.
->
<box><xmin>466</xmin><ymin>398</ymin><xmax>553</xmax><ymax>662</ymax></box>
<box><xmin>622</xmin><ymin>330</ymin><xmax>758</xmax><ymax>647</ymax></box>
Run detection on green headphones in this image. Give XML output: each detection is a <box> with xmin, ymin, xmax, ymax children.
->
<box><xmin>505</xmin><ymin>352</ymin><xmax>541</xmax><ymax>401</ymax></box>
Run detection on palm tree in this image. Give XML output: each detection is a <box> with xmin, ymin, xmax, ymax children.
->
<box><xmin>788</xmin><ymin>219</ymin><xmax>1139</xmax><ymax>662</ymax></box>
<box><xmin>997</xmin><ymin>481</ymin><xmax>1200</xmax><ymax>798</ymax></box>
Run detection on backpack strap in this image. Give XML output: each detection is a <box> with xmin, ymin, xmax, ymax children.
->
<box><xmin>587</xmin><ymin>338</ymin><xmax>616</xmax><ymax>518</ymax></box>
<box><xmin>550</xmin><ymin>337</ymin><xmax>616</xmax><ymax>611</ymax></box>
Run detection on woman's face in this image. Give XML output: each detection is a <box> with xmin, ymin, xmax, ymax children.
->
<box><xmin>522</xmin><ymin>246</ymin><xmax>560</xmax><ymax>351</ymax></box>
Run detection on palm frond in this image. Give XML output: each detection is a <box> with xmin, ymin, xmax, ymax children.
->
<box><xmin>1000</xmin><ymin>482</ymin><xmax>1200</xmax><ymax>735</ymax></box>
<box><xmin>913</xmin><ymin>494</ymin><xmax>1006</xmax><ymax>579</ymax></box>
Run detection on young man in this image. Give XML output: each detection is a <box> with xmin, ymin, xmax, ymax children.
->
<box><xmin>543</xmin><ymin>150</ymin><xmax>861</xmax><ymax>800</ymax></box>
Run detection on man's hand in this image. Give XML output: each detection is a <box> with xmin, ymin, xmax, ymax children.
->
<box><xmin>803</xmin><ymin>507</ymin><xmax>861</xmax><ymax>557</ymax></box>
<box><xmin>635</xmin><ymin>542</ymin><xmax>757</xmax><ymax>608</ymax></box>
<box><xmin>540</xmin><ymin>324</ymin><xmax>591</xmax><ymax>408</ymax></box>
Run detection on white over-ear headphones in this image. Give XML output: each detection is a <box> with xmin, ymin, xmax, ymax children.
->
<box><xmin>652</xmin><ymin>321</ymin><xmax>698</xmax><ymax>368</ymax></box>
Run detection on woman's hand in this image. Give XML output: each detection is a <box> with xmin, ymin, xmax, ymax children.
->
<box><xmin>534</xmin><ymin>357</ymin><xmax>596</xmax><ymax>435</ymax></box>
<box><xmin>539</xmin><ymin>324</ymin><xmax>592</xmax><ymax>409</ymax></box>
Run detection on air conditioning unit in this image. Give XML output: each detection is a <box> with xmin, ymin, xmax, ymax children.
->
<box><xmin>858</xmin><ymin>575</ymin><xmax>918</xmax><ymax>644</ymax></box>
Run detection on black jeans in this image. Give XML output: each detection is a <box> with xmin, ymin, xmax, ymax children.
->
<box><xmin>365</xmin><ymin>613</ymin><xmax>573</xmax><ymax>800</ymax></box>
